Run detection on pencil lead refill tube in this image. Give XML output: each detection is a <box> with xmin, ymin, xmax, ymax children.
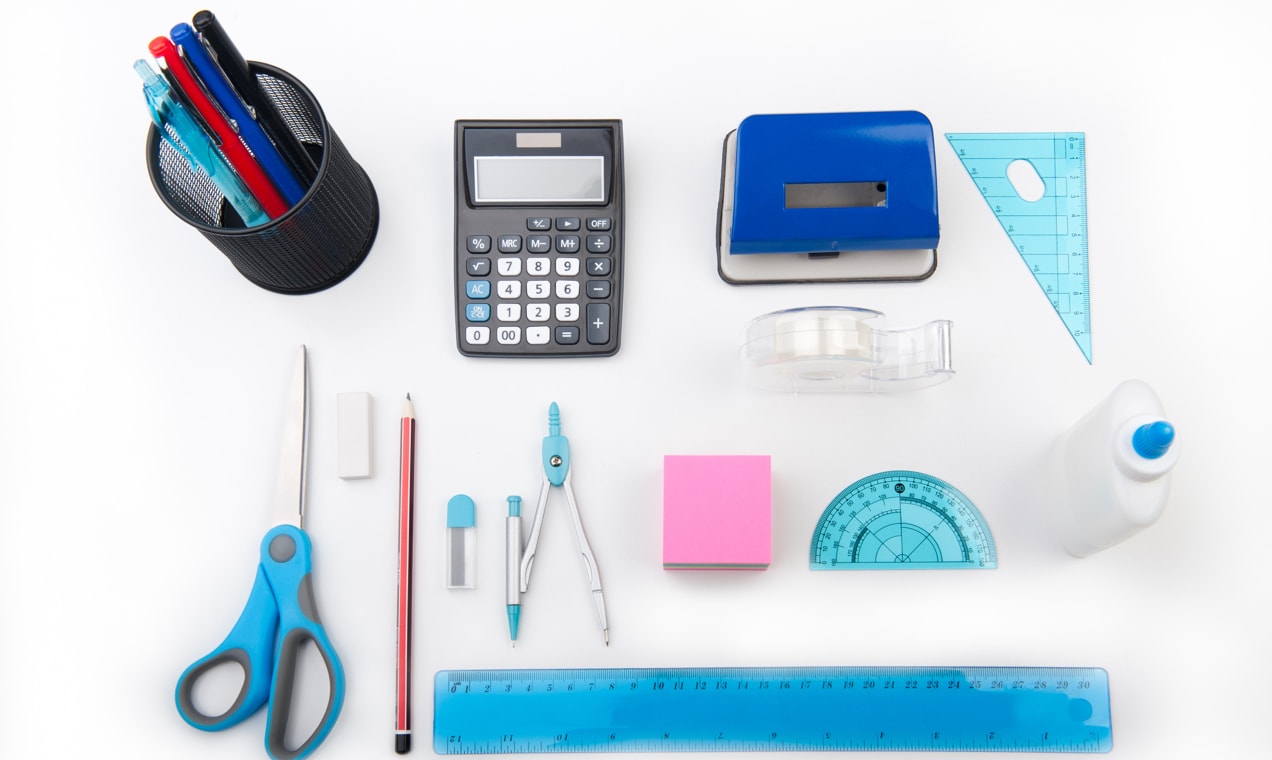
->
<box><xmin>447</xmin><ymin>494</ymin><xmax>477</xmax><ymax>589</ymax></box>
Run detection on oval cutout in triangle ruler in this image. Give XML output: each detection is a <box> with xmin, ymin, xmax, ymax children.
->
<box><xmin>945</xmin><ymin>133</ymin><xmax>1091</xmax><ymax>363</ymax></box>
<box><xmin>810</xmin><ymin>470</ymin><xmax>996</xmax><ymax>569</ymax></box>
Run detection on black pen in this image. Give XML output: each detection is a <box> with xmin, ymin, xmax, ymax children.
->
<box><xmin>192</xmin><ymin>9</ymin><xmax>319</xmax><ymax>186</ymax></box>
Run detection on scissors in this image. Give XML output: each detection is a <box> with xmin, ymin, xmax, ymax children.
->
<box><xmin>175</xmin><ymin>346</ymin><xmax>345</xmax><ymax>760</ymax></box>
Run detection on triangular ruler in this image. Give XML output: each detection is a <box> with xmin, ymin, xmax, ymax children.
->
<box><xmin>946</xmin><ymin>133</ymin><xmax>1091</xmax><ymax>363</ymax></box>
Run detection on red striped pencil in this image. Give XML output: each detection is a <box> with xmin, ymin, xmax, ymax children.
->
<box><xmin>395</xmin><ymin>395</ymin><xmax>416</xmax><ymax>753</ymax></box>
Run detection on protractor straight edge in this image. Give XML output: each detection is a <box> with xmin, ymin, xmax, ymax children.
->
<box><xmin>810</xmin><ymin>470</ymin><xmax>996</xmax><ymax>569</ymax></box>
<box><xmin>434</xmin><ymin>666</ymin><xmax>1112</xmax><ymax>754</ymax></box>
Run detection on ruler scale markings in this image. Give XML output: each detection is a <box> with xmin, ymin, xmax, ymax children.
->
<box><xmin>946</xmin><ymin>132</ymin><xmax>1091</xmax><ymax>363</ymax></box>
<box><xmin>435</xmin><ymin>667</ymin><xmax>1111</xmax><ymax>754</ymax></box>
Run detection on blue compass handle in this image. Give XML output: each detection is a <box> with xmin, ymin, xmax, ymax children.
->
<box><xmin>542</xmin><ymin>402</ymin><xmax>570</xmax><ymax>486</ymax></box>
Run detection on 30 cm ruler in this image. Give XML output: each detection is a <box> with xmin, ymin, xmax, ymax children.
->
<box><xmin>434</xmin><ymin>666</ymin><xmax>1112</xmax><ymax>753</ymax></box>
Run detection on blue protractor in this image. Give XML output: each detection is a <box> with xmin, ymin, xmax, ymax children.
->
<box><xmin>810</xmin><ymin>470</ymin><xmax>996</xmax><ymax>570</ymax></box>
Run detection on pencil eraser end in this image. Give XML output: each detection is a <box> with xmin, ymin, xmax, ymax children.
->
<box><xmin>337</xmin><ymin>392</ymin><xmax>373</xmax><ymax>479</ymax></box>
<box><xmin>663</xmin><ymin>455</ymin><xmax>772</xmax><ymax>570</ymax></box>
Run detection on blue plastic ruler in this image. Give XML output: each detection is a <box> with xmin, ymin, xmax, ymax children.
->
<box><xmin>434</xmin><ymin>666</ymin><xmax>1112</xmax><ymax>753</ymax></box>
<box><xmin>945</xmin><ymin>133</ymin><xmax>1091</xmax><ymax>363</ymax></box>
<box><xmin>810</xmin><ymin>470</ymin><xmax>996</xmax><ymax>570</ymax></box>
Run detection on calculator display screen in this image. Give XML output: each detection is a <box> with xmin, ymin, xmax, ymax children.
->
<box><xmin>473</xmin><ymin>156</ymin><xmax>606</xmax><ymax>203</ymax></box>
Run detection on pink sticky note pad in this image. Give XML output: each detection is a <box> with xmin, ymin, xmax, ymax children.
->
<box><xmin>663</xmin><ymin>455</ymin><xmax>771</xmax><ymax>570</ymax></box>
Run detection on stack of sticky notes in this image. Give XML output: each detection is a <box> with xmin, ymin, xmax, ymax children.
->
<box><xmin>663</xmin><ymin>454</ymin><xmax>772</xmax><ymax>570</ymax></box>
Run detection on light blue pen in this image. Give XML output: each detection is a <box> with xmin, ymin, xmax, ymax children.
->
<box><xmin>134</xmin><ymin>59</ymin><xmax>270</xmax><ymax>227</ymax></box>
<box><xmin>505</xmin><ymin>495</ymin><xmax>522</xmax><ymax>644</ymax></box>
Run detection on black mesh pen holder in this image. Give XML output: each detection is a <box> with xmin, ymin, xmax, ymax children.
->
<box><xmin>146</xmin><ymin>62</ymin><xmax>378</xmax><ymax>294</ymax></box>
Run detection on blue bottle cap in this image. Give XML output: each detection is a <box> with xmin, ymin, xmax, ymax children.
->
<box><xmin>1132</xmin><ymin>421</ymin><xmax>1175</xmax><ymax>460</ymax></box>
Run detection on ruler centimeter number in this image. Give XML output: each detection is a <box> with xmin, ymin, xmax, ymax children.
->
<box><xmin>946</xmin><ymin>133</ymin><xmax>1092</xmax><ymax>363</ymax></box>
<box><xmin>434</xmin><ymin>666</ymin><xmax>1112</xmax><ymax>754</ymax></box>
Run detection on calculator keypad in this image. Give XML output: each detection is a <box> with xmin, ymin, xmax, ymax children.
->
<box><xmin>459</xmin><ymin>215</ymin><xmax>619</xmax><ymax>356</ymax></box>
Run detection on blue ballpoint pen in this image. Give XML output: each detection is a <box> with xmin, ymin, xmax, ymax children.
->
<box><xmin>134</xmin><ymin>59</ymin><xmax>270</xmax><ymax>227</ymax></box>
<box><xmin>170</xmin><ymin>23</ymin><xmax>307</xmax><ymax>206</ymax></box>
<box><xmin>505</xmin><ymin>496</ymin><xmax>522</xmax><ymax>644</ymax></box>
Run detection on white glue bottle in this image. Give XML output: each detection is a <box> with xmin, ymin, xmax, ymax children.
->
<box><xmin>1049</xmin><ymin>379</ymin><xmax>1180</xmax><ymax>557</ymax></box>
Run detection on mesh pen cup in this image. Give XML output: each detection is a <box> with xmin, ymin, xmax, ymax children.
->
<box><xmin>146</xmin><ymin>62</ymin><xmax>378</xmax><ymax>294</ymax></box>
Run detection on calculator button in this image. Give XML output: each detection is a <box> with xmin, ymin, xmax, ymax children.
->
<box><xmin>555</xmin><ymin>217</ymin><xmax>581</xmax><ymax>231</ymax></box>
<box><xmin>587</xmin><ymin>257</ymin><xmax>612</xmax><ymax>276</ymax></box>
<box><xmin>555</xmin><ymin>280</ymin><xmax>580</xmax><ymax>299</ymax></box>
<box><xmin>465</xmin><ymin>326</ymin><xmax>490</xmax><ymax>344</ymax></box>
<box><xmin>497</xmin><ymin>304</ymin><xmax>522</xmax><ymax>321</ymax></box>
<box><xmin>586</xmin><ymin>304</ymin><xmax>611</xmax><ymax>345</ymax></box>
<box><xmin>526</xmin><ymin>257</ymin><xmax>551</xmax><ymax>276</ymax></box>
<box><xmin>496</xmin><ymin>326</ymin><xmax>522</xmax><ymax>345</ymax></box>
<box><xmin>466</xmin><ymin>304</ymin><xmax>491</xmax><ymax>322</ymax></box>
<box><xmin>526</xmin><ymin>303</ymin><xmax>551</xmax><ymax>322</ymax></box>
<box><xmin>466</xmin><ymin>235</ymin><xmax>492</xmax><ymax>253</ymax></box>
<box><xmin>527</xmin><ymin>326</ymin><xmax>551</xmax><ymax>345</ymax></box>
<box><xmin>497</xmin><ymin>280</ymin><xmax>523</xmax><ymax>299</ymax></box>
<box><xmin>555</xmin><ymin>326</ymin><xmax>581</xmax><ymax>344</ymax></box>
<box><xmin>497</xmin><ymin>258</ymin><xmax>522</xmax><ymax>276</ymax></box>
<box><xmin>498</xmin><ymin>235</ymin><xmax>522</xmax><ymax>253</ymax></box>
<box><xmin>586</xmin><ymin>234</ymin><xmax>612</xmax><ymax>253</ymax></box>
<box><xmin>586</xmin><ymin>280</ymin><xmax>611</xmax><ymax>298</ymax></box>
<box><xmin>466</xmin><ymin>280</ymin><xmax>491</xmax><ymax>299</ymax></box>
<box><xmin>586</xmin><ymin>217</ymin><xmax>612</xmax><ymax>231</ymax></box>
<box><xmin>527</xmin><ymin>217</ymin><xmax>552</xmax><ymax>231</ymax></box>
<box><xmin>465</xmin><ymin>258</ymin><xmax>491</xmax><ymax>276</ymax></box>
<box><xmin>526</xmin><ymin>235</ymin><xmax>552</xmax><ymax>253</ymax></box>
<box><xmin>555</xmin><ymin>235</ymin><xmax>581</xmax><ymax>253</ymax></box>
<box><xmin>555</xmin><ymin>257</ymin><xmax>579</xmax><ymax>276</ymax></box>
<box><xmin>556</xmin><ymin>303</ymin><xmax>579</xmax><ymax>321</ymax></box>
<box><xmin>527</xmin><ymin>281</ymin><xmax>551</xmax><ymax>299</ymax></box>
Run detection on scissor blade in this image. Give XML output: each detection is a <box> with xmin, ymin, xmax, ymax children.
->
<box><xmin>272</xmin><ymin>345</ymin><xmax>308</xmax><ymax>529</ymax></box>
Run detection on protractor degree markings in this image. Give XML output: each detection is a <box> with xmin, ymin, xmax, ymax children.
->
<box><xmin>810</xmin><ymin>471</ymin><xmax>996</xmax><ymax>570</ymax></box>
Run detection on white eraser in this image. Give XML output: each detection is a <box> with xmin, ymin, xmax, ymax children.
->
<box><xmin>337</xmin><ymin>392</ymin><xmax>373</xmax><ymax>479</ymax></box>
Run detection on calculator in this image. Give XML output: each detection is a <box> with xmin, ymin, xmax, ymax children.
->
<box><xmin>454</xmin><ymin>120</ymin><xmax>624</xmax><ymax>357</ymax></box>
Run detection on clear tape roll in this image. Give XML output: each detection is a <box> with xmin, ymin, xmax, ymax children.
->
<box><xmin>740</xmin><ymin>306</ymin><xmax>954</xmax><ymax>393</ymax></box>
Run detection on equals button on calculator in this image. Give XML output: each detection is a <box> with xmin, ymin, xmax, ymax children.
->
<box><xmin>455</xmin><ymin>120</ymin><xmax>624</xmax><ymax>357</ymax></box>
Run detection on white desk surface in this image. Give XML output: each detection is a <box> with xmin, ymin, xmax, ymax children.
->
<box><xmin>2</xmin><ymin>1</ymin><xmax>1269</xmax><ymax>758</ymax></box>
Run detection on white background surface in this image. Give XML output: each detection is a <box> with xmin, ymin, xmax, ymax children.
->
<box><xmin>2</xmin><ymin>1</ymin><xmax>1269</xmax><ymax>758</ymax></box>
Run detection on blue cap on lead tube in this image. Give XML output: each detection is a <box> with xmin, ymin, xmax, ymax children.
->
<box><xmin>447</xmin><ymin>495</ymin><xmax>476</xmax><ymax>528</ymax></box>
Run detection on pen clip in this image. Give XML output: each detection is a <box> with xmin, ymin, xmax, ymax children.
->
<box><xmin>152</xmin><ymin>60</ymin><xmax>222</xmax><ymax>149</ymax></box>
<box><xmin>197</xmin><ymin>32</ymin><xmax>257</xmax><ymax>121</ymax></box>
<box><xmin>167</xmin><ymin>42</ymin><xmax>241</xmax><ymax>134</ymax></box>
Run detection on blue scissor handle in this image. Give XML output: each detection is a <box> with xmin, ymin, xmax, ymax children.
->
<box><xmin>260</xmin><ymin>525</ymin><xmax>346</xmax><ymax>760</ymax></box>
<box><xmin>176</xmin><ymin>562</ymin><xmax>279</xmax><ymax>731</ymax></box>
<box><xmin>175</xmin><ymin>525</ymin><xmax>344</xmax><ymax>760</ymax></box>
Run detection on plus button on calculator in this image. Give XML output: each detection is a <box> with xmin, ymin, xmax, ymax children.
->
<box><xmin>454</xmin><ymin>120</ymin><xmax>624</xmax><ymax>357</ymax></box>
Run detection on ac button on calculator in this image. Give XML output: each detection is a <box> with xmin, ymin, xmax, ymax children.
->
<box><xmin>455</xmin><ymin>120</ymin><xmax>624</xmax><ymax>357</ymax></box>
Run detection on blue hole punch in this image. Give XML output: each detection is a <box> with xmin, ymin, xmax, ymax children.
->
<box><xmin>717</xmin><ymin>111</ymin><xmax>940</xmax><ymax>284</ymax></box>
